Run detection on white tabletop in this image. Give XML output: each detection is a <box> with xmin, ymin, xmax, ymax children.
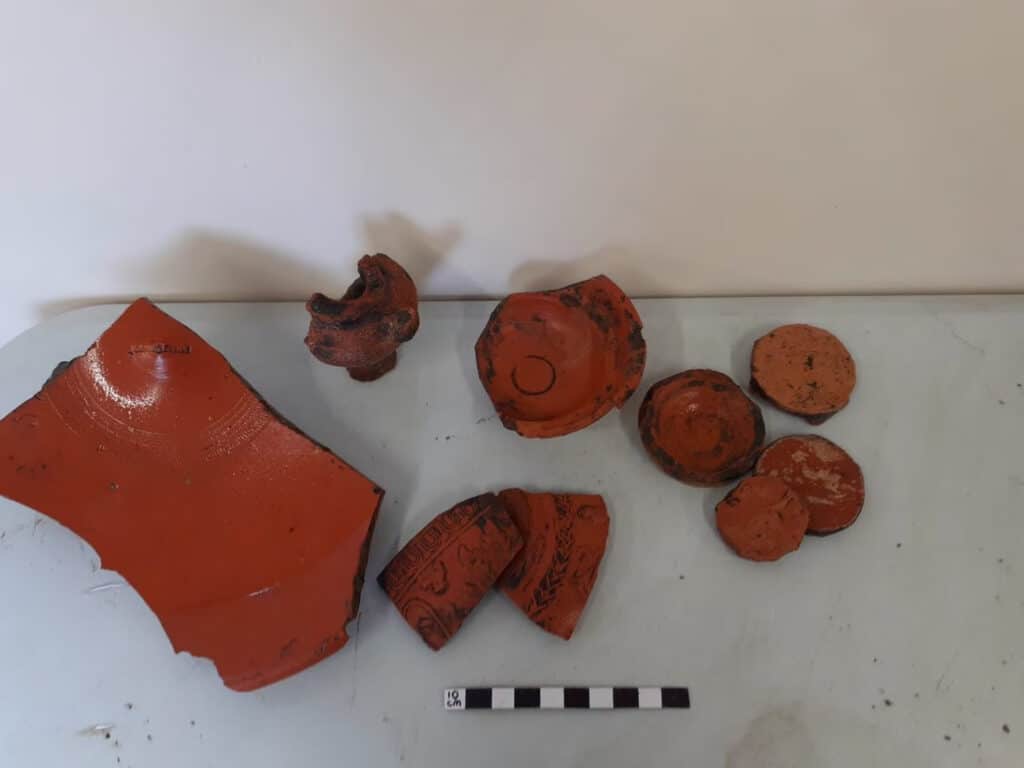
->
<box><xmin>0</xmin><ymin>297</ymin><xmax>1021</xmax><ymax>767</ymax></box>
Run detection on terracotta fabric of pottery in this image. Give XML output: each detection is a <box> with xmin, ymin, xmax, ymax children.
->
<box><xmin>305</xmin><ymin>253</ymin><xmax>420</xmax><ymax>381</ymax></box>
<box><xmin>0</xmin><ymin>299</ymin><xmax>384</xmax><ymax>691</ymax></box>
<box><xmin>475</xmin><ymin>275</ymin><xmax>646</xmax><ymax>438</ymax></box>
<box><xmin>497</xmin><ymin>489</ymin><xmax>609</xmax><ymax>640</ymax></box>
<box><xmin>755</xmin><ymin>435</ymin><xmax>865</xmax><ymax>535</ymax></box>
<box><xmin>638</xmin><ymin>369</ymin><xmax>765</xmax><ymax>486</ymax></box>
<box><xmin>715</xmin><ymin>476</ymin><xmax>809</xmax><ymax>562</ymax></box>
<box><xmin>377</xmin><ymin>493</ymin><xmax>523</xmax><ymax>651</ymax></box>
<box><xmin>750</xmin><ymin>324</ymin><xmax>856</xmax><ymax>423</ymax></box>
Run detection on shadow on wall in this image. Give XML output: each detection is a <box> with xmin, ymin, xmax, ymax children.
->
<box><xmin>364</xmin><ymin>212</ymin><xmax>488</xmax><ymax>296</ymax></box>
<box><xmin>30</xmin><ymin>218</ymin><xmax>667</xmax><ymax>323</ymax></box>
<box><xmin>509</xmin><ymin>246</ymin><xmax>665</xmax><ymax>296</ymax></box>
<box><xmin>362</xmin><ymin>212</ymin><xmax>462</xmax><ymax>292</ymax></box>
<box><xmin>31</xmin><ymin>218</ymin><xmax>669</xmax><ymax>326</ymax></box>
<box><xmin>33</xmin><ymin>213</ymin><xmax>464</xmax><ymax>321</ymax></box>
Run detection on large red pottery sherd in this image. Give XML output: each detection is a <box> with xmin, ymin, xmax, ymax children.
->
<box><xmin>305</xmin><ymin>253</ymin><xmax>420</xmax><ymax>381</ymax></box>
<box><xmin>0</xmin><ymin>299</ymin><xmax>384</xmax><ymax>691</ymax></box>
<box><xmin>377</xmin><ymin>493</ymin><xmax>523</xmax><ymax>650</ymax></box>
<box><xmin>497</xmin><ymin>489</ymin><xmax>609</xmax><ymax>640</ymax></box>
<box><xmin>475</xmin><ymin>275</ymin><xmax>646</xmax><ymax>438</ymax></box>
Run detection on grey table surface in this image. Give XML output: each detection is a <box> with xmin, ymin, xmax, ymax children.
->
<box><xmin>0</xmin><ymin>297</ymin><xmax>1021</xmax><ymax>768</ymax></box>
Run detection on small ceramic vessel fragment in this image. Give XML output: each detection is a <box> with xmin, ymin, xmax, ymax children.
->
<box><xmin>475</xmin><ymin>275</ymin><xmax>645</xmax><ymax>438</ymax></box>
<box><xmin>497</xmin><ymin>489</ymin><xmax>609</xmax><ymax>640</ymax></box>
<box><xmin>377</xmin><ymin>493</ymin><xmax>523</xmax><ymax>650</ymax></box>
<box><xmin>639</xmin><ymin>369</ymin><xmax>765</xmax><ymax>486</ymax></box>
<box><xmin>755</xmin><ymin>435</ymin><xmax>865</xmax><ymax>534</ymax></box>
<box><xmin>750</xmin><ymin>324</ymin><xmax>855</xmax><ymax>423</ymax></box>
<box><xmin>716</xmin><ymin>476</ymin><xmax>808</xmax><ymax>562</ymax></box>
<box><xmin>306</xmin><ymin>254</ymin><xmax>419</xmax><ymax>381</ymax></box>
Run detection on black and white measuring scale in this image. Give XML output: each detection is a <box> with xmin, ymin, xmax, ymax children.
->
<box><xmin>444</xmin><ymin>686</ymin><xmax>690</xmax><ymax>711</ymax></box>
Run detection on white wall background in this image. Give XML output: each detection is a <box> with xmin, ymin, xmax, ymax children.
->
<box><xmin>2</xmin><ymin>1</ymin><xmax>1022</xmax><ymax>346</ymax></box>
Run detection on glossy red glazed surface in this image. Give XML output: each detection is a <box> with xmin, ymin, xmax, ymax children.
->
<box><xmin>0</xmin><ymin>299</ymin><xmax>384</xmax><ymax>691</ymax></box>
<box><xmin>475</xmin><ymin>276</ymin><xmax>645</xmax><ymax>438</ymax></box>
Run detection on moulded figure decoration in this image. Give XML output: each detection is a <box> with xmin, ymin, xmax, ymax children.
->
<box><xmin>377</xmin><ymin>493</ymin><xmax>523</xmax><ymax>651</ymax></box>
<box><xmin>475</xmin><ymin>275</ymin><xmax>646</xmax><ymax>438</ymax></box>
<box><xmin>639</xmin><ymin>369</ymin><xmax>765</xmax><ymax>486</ymax></box>
<box><xmin>305</xmin><ymin>253</ymin><xmax>420</xmax><ymax>381</ymax></box>
<box><xmin>497</xmin><ymin>489</ymin><xmax>609</xmax><ymax>640</ymax></box>
<box><xmin>0</xmin><ymin>299</ymin><xmax>384</xmax><ymax>691</ymax></box>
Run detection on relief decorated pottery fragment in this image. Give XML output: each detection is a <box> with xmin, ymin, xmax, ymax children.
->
<box><xmin>497</xmin><ymin>489</ymin><xmax>609</xmax><ymax>640</ymax></box>
<box><xmin>378</xmin><ymin>493</ymin><xmax>523</xmax><ymax>650</ymax></box>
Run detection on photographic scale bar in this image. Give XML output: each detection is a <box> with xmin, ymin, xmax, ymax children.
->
<box><xmin>444</xmin><ymin>687</ymin><xmax>690</xmax><ymax>711</ymax></box>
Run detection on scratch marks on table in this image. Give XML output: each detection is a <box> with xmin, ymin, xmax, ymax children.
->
<box><xmin>804</xmin><ymin>592</ymin><xmax>844</xmax><ymax>694</ymax></box>
<box><xmin>935</xmin><ymin>640</ymin><xmax>965</xmax><ymax>694</ymax></box>
<box><xmin>939</xmin><ymin>318</ymin><xmax>986</xmax><ymax>356</ymax></box>
<box><xmin>78</xmin><ymin>723</ymin><xmax>115</xmax><ymax>736</ymax></box>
